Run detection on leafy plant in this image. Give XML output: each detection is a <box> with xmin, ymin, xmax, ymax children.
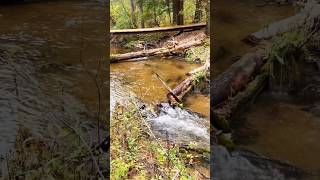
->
<box><xmin>268</xmin><ymin>31</ymin><xmax>307</xmax><ymax>90</ymax></box>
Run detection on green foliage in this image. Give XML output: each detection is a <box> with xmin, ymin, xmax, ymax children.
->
<box><xmin>111</xmin><ymin>0</ymin><xmax>208</xmax><ymax>29</ymax></box>
<box><xmin>185</xmin><ymin>39</ymin><xmax>210</xmax><ymax>63</ymax></box>
<box><xmin>193</xmin><ymin>70</ymin><xmax>207</xmax><ymax>84</ymax></box>
<box><xmin>268</xmin><ymin>31</ymin><xmax>307</xmax><ymax>89</ymax></box>
<box><xmin>269</xmin><ymin>31</ymin><xmax>305</xmax><ymax>65</ymax></box>
<box><xmin>5</xmin><ymin>125</ymin><xmax>105</xmax><ymax>179</ymax></box>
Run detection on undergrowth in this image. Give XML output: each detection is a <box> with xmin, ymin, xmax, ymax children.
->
<box><xmin>4</xmin><ymin>124</ymin><xmax>107</xmax><ymax>179</ymax></box>
<box><xmin>185</xmin><ymin>38</ymin><xmax>210</xmax><ymax>64</ymax></box>
<box><xmin>267</xmin><ymin>31</ymin><xmax>307</xmax><ymax>90</ymax></box>
<box><xmin>110</xmin><ymin>102</ymin><xmax>208</xmax><ymax>179</ymax></box>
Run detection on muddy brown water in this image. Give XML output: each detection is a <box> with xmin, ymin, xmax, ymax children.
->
<box><xmin>214</xmin><ymin>0</ymin><xmax>297</xmax><ymax>76</ymax></box>
<box><xmin>110</xmin><ymin>48</ymin><xmax>210</xmax><ymax>118</ymax></box>
<box><xmin>0</xmin><ymin>0</ymin><xmax>106</xmax><ymax>175</ymax></box>
<box><xmin>215</xmin><ymin>0</ymin><xmax>320</xmax><ymax>178</ymax></box>
<box><xmin>233</xmin><ymin>93</ymin><xmax>320</xmax><ymax>177</ymax></box>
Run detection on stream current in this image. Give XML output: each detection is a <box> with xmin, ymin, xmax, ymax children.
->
<box><xmin>0</xmin><ymin>0</ymin><xmax>107</xmax><ymax>175</ymax></box>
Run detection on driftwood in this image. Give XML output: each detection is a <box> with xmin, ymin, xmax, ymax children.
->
<box><xmin>167</xmin><ymin>57</ymin><xmax>210</xmax><ymax>105</ymax></box>
<box><xmin>111</xmin><ymin>31</ymin><xmax>206</xmax><ymax>62</ymax></box>
<box><xmin>211</xmin><ymin>50</ymin><xmax>266</xmax><ymax>106</ymax></box>
<box><xmin>244</xmin><ymin>2</ymin><xmax>320</xmax><ymax>44</ymax></box>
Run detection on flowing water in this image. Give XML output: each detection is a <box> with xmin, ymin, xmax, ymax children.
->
<box><xmin>0</xmin><ymin>0</ymin><xmax>106</xmax><ymax>175</ymax></box>
<box><xmin>110</xmin><ymin>48</ymin><xmax>210</xmax><ymax>117</ymax></box>
<box><xmin>214</xmin><ymin>0</ymin><xmax>320</xmax><ymax>178</ymax></box>
<box><xmin>110</xmin><ymin>55</ymin><xmax>210</xmax><ymax>144</ymax></box>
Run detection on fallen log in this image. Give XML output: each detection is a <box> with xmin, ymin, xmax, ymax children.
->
<box><xmin>213</xmin><ymin>72</ymin><xmax>269</xmax><ymax>131</ymax></box>
<box><xmin>211</xmin><ymin>50</ymin><xmax>267</xmax><ymax>106</ymax></box>
<box><xmin>110</xmin><ymin>23</ymin><xmax>206</xmax><ymax>35</ymax></box>
<box><xmin>244</xmin><ymin>2</ymin><xmax>320</xmax><ymax>45</ymax></box>
<box><xmin>187</xmin><ymin>57</ymin><xmax>210</xmax><ymax>75</ymax></box>
<box><xmin>110</xmin><ymin>31</ymin><xmax>206</xmax><ymax>62</ymax></box>
<box><xmin>167</xmin><ymin>57</ymin><xmax>210</xmax><ymax>105</ymax></box>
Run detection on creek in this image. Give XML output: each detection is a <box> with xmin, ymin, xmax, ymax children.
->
<box><xmin>110</xmin><ymin>46</ymin><xmax>210</xmax><ymax>147</ymax></box>
<box><xmin>0</xmin><ymin>0</ymin><xmax>106</xmax><ymax>176</ymax></box>
<box><xmin>214</xmin><ymin>0</ymin><xmax>320</xmax><ymax>179</ymax></box>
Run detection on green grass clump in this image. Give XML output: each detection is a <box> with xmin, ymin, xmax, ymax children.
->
<box><xmin>185</xmin><ymin>38</ymin><xmax>210</xmax><ymax>64</ymax></box>
<box><xmin>268</xmin><ymin>31</ymin><xmax>307</xmax><ymax>89</ymax></box>
<box><xmin>5</xmin><ymin>125</ymin><xmax>106</xmax><ymax>179</ymax></box>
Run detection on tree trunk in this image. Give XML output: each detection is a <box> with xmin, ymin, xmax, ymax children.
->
<box><xmin>173</xmin><ymin>0</ymin><xmax>183</xmax><ymax>25</ymax></box>
<box><xmin>130</xmin><ymin>0</ymin><xmax>137</xmax><ymax>28</ymax></box>
<box><xmin>138</xmin><ymin>0</ymin><xmax>144</xmax><ymax>28</ymax></box>
<box><xmin>194</xmin><ymin>0</ymin><xmax>202</xmax><ymax>23</ymax></box>
<box><xmin>211</xmin><ymin>50</ymin><xmax>266</xmax><ymax>106</ymax></box>
<box><xmin>205</xmin><ymin>0</ymin><xmax>210</xmax><ymax>35</ymax></box>
<box><xmin>166</xmin><ymin>0</ymin><xmax>172</xmax><ymax>23</ymax></box>
<box><xmin>179</xmin><ymin>0</ymin><xmax>184</xmax><ymax>25</ymax></box>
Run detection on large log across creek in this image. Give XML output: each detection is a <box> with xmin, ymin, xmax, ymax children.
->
<box><xmin>244</xmin><ymin>2</ymin><xmax>320</xmax><ymax>44</ymax></box>
<box><xmin>110</xmin><ymin>23</ymin><xmax>206</xmax><ymax>35</ymax></box>
<box><xmin>111</xmin><ymin>31</ymin><xmax>206</xmax><ymax>62</ymax></box>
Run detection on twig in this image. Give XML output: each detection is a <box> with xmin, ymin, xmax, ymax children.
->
<box><xmin>155</xmin><ymin>73</ymin><xmax>180</xmax><ymax>102</ymax></box>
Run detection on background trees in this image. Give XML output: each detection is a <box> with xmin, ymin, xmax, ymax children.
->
<box><xmin>111</xmin><ymin>0</ymin><xmax>209</xmax><ymax>29</ymax></box>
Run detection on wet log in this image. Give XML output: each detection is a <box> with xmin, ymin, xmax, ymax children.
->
<box><xmin>167</xmin><ymin>57</ymin><xmax>210</xmax><ymax>105</ymax></box>
<box><xmin>110</xmin><ymin>31</ymin><xmax>206</xmax><ymax>62</ymax></box>
<box><xmin>213</xmin><ymin>72</ymin><xmax>269</xmax><ymax>131</ymax></box>
<box><xmin>211</xmin><ymin>50</ymin><xmax>266</xmax><ymax>106</ymax></box>
<box><xmin>244</xmin><ymin>2</ymin><xmax>320</xmax><ymax>45</ymax></box>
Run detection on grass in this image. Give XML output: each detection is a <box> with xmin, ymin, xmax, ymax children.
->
<box><xmin>267</xmin><ymin>31</ymin><xmax>307</xmax><ymax>90</ymax></box>
<box><xmin>185</xmin><ymin>38</ymin><xmax>210</xmax><ymax>64</ymax></box>
<box><xmin>110</xmin><ymin>101</ymin><xmax>209</xmax><ymax>179</ymax></box>
<box><xmin>4</xmin><ymin>124</ymin><xmax>107</xmax><ymax>179</ymax></box>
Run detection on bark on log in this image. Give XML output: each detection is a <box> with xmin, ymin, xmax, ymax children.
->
<box><xmin>187</xmin><ymin>57</ymin><xmax>210</xmax><ymax>75</ymax></box>
<box><xmin>244</xmin><ymin>2</ymin><xmax>320</xmax><ymax>45</ymax></box>
<box><xmin>212</xmin><ymin>72</ymin><xmax>269</xmax><ymax>131</ymax></box>
<box><xmin>211</xmin><ymin>50</ymin><xmax>266</xmax><ymax>106</ymax></box>
<box><xmin>167</xmin><ymin>57</ymin><xmax>210</xmax><ymax>105</ymax></box>
<box><xmin>111</xmin><ymin>31</ymin><xmax>206</xmax><ymax>62</ymax></box>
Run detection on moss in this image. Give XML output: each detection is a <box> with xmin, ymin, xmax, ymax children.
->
<box><xmin>217</xmin><ymin>134</ymin><xmax>235</xmax><ymax>151</ymax></box>
<box><xmin>214</xmin><ymin>115</ymin><xmax>232</xmax><ymax>132</ymax></box>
